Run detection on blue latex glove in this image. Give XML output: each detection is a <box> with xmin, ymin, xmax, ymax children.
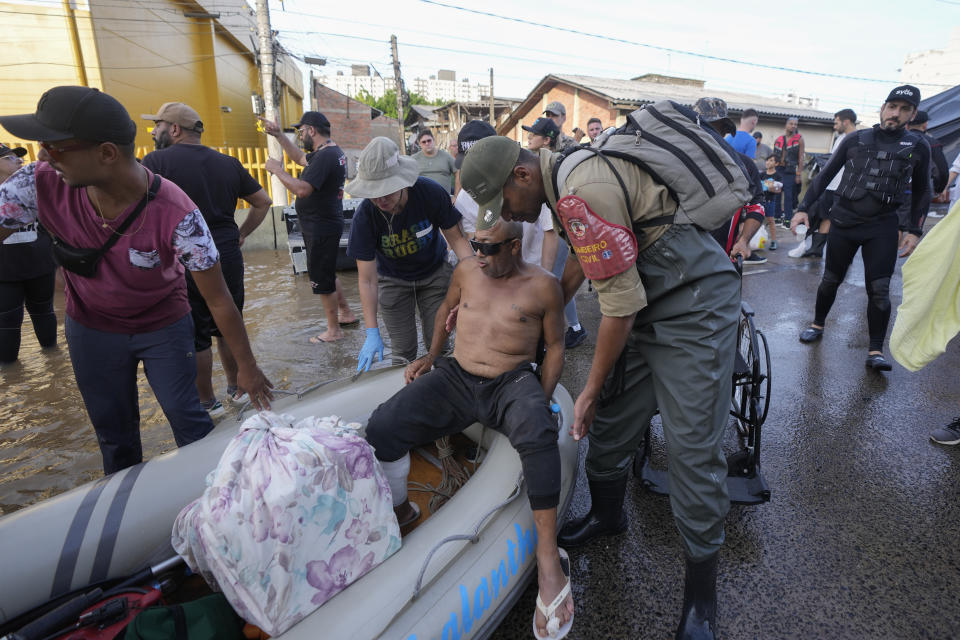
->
<box><xmin>357</xmin><ymin>327</ymin><xmax>385</xmax><ymax>372</ymax></box>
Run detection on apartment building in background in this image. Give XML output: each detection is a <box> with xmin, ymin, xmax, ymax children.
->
<box><xmin>318</xmin><ymin>67</ymin><xmax>489</xmax><ymax>103</ymax></box>
<box><xmin>901</xmin><ymin>26</ymin><xmax>960</xmax><ymax>99</ymax></box>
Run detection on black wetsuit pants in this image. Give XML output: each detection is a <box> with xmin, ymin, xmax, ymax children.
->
<box><xmin>0</xmin><ymin>272</ymin><xmax>57</xmax><ymax>363</ymax></box>
<box><xmin>814</xmin><ymin>214</ymin><xmax>899</xmax><ymax>352</ymax></box>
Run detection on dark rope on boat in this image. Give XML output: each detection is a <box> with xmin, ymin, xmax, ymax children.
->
<box><xmin>412</xmin><ymin>473</ymin><xmax>524</xmax><ymax>600</ymax></box>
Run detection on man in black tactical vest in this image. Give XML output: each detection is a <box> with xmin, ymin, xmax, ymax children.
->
<box><xmin>790</xmin><ymin>85</ymin><xmax>931</xmax><ymax>372</ymax></box>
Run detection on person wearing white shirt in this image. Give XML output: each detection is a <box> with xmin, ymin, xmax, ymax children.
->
<box><xmin>801</xmin><ymin>108</ymin><xmax>857</xmax><ymax>258</ymax></box>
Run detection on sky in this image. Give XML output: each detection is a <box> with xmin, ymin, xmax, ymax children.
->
<box><xmin>267</xmin><ymin>0</ymin><xmax>959</xmax><ymax>120</ymax></box>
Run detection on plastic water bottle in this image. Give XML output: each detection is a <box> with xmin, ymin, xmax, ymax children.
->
<box><xmin>795</xmin><ymin>223</ymin><xmax>807</xmax><ymax>237</ymax></box>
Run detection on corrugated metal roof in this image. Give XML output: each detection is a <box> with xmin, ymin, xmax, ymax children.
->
<box><xmin>409</xmin><ymin>104</ymin><xmax>440</xmax><ymax>118</ymax></box>
<box><xmin>554</xmin><ymin>74</ymin><xmax>836</xmax><ymax>122</ymax></box>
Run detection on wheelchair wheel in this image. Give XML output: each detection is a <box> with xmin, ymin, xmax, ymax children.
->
<box><xmin>731</xmin><ymin>308</ymin><xmax>771</xmax><ymax>438</ymax></box>
<box><xmin>754</xmin><ymin>327</ymin><xmax>772</xmax><ymax>428</ymax></box>
<box><xmin>732</xmin><ymin>313</ymin><xmax>756</xmax><ymax>437</ymax></box>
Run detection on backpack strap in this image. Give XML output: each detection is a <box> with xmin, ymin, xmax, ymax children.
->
<box><xmin>97</xmin><ymin>173</ymin><xmax>161</xmax><ymax>256</ymax></box>
<box><xmin>170</xmin><ymin>604</ymin><xmax>189</xmax><ymax>640</ymax></box>
<box><xmin>35</xmin><ymin>174</ymin><xmax>161</xmax><ymax>256</ymax></box>
<box><xmin>556</xmin><ymin>147</ymin><xmax>634</xmax><ymax>220</ymax></box>
<box><xmin>552</xmin><ymin>146</ymin><xmax>676</xmax><ymax>240</ymax></box>
<box><xmin>550</xmin><ymin>146</ymin><xmax>590</xmax><ymax>201</ymax></box>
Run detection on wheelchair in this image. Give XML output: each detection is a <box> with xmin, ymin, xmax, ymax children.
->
<box><xmin>633</xmin><ymin>258</ymin><xmax>772</xmax><ymax>505</ymax></box>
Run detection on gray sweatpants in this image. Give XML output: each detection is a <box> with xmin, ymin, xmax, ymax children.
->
<box><xmin>377</xmin><ymin>261</ymin><xmax>453</xmax><ymax>362</ymax></box>
<box><xmin>551</xmin><ymin>241</ymin><xmax>580</xmax><ymax>328</ymax></box>
<box><xmin>587</xmin><ymin>224</ymin><xmax>740</xmax><ymax>561</ymax></box>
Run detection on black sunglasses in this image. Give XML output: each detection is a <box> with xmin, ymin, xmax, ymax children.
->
<box><xmin>469</xmin><ymin>238</ymin><xmax>517</xmax><ymax>256</ymax></box>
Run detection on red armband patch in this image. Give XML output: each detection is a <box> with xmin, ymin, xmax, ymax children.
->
<box><xmin>555</xmin><ymin>195</ymin><xmax>638</xmax><ymax>280</ymax></box>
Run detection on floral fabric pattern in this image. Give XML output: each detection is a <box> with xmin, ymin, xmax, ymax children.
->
<box><xmin>172</xmin><ymin>412</ymin><xmax>401</xmax><ymax>636</ymax></box>
<box><xmin>172</xmin><ymin>209</ymin><xmax>219</xmax><ymax>271</ymax></box>
<box><xmin>0</xmin><ymin>163</ymin><xmax>39</xmax><ymax>229</ymax></box>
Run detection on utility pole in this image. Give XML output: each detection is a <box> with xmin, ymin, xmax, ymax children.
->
<box><xmin>255</xmin><ymin>0</ymin><xmax>288</xmax><ymax>205</ymax></box>
<box><xmin>391</xmin><ymin>35</ymin><xmax>405</xmax><ymax>154</ymax></box>
<box><xmin>489</xmin><ymin>68</ymin><xmax>495</xmax><ymax>127</ymax></box>
<box><xmin>64</xmin><ymin>0</ymin><xmax>88</xmax><ymax>86</ymax></box>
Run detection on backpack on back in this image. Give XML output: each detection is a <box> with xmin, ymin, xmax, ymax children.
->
<box><xmin>552</xmin><ymin>100</ymin><xmax>752</xmax><ymax>233</ymax></box>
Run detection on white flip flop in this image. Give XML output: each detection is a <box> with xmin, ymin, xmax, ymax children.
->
<box><xmin>532</xmin><ymin>548</ymin><xmax>574</xmax><ymax>639</ymax></box>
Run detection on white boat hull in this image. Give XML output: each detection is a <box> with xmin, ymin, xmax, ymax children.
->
<box><xmin>0</xmin><ymin>366</ymin><xmax>579</xmax><ymax>640</ymax></box>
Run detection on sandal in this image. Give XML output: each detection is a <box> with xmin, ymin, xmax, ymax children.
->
<box><xmin>532</xmin><ymin>548</ymin><xmax>574</xmax><ymax>639</ymax></box>
<box><xmin>397</xmin><ymin>502</ymin><xmax>421</xmax><ymax>528</ymax></box>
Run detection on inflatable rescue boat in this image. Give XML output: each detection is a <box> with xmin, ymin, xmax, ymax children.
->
<box><xmin>0</xmin><ymin>365</ymin><xmax>579</xmax><ymax>640</ymax></box>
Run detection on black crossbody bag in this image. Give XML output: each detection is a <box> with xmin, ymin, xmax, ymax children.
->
<box><xmin>43</xmin><ymin>174</ymin><xmax>161</xmax><ymax>278</ymax></box>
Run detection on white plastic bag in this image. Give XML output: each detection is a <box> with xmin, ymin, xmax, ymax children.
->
<box><xmin>749</xmin><ymin>224</ymin><xmax>769</xmax><ymax>250</ymax></box>
<box><xmin>172</xmin><ymin>412</ymin><xmax>401</xmax><ymax>635</ymax></box>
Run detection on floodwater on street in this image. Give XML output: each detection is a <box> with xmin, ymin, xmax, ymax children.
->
<box><xmin>0</xmin><ymin>250</ymin><xmax>374</xmax><ymax>514</ymax></box>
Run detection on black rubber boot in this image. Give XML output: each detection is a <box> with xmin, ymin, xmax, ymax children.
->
<box><xmin>557</xmin><ymin>475</ymin><xmax>628</xmax><ymax>548</ymax></box>
<box><xmin>675</xmin><ymin>554</ymin><xmax>719</xmax><ymax>640</ymax></box>
<box><xmin>802</xmin><ymin>231</ymin><xmax>827</xmax><ymax>258</ymax></box>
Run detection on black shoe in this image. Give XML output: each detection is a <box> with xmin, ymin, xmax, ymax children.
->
<box><xmin>742</xmin><ymin>253</ymin><xmax>767</xmax><ymax>265</ymax></box>
<box><xmin>565</xmin><ymin>326</ymin><xmax>588</xmax><ymax>349</ymax></box>
<box><xmin>557</xmin><ymin>475</ymin><xmax>628</xmax><ymax>548</ymax></box>
<box><xmin>865</xmin><ymin>353</ymin><xmax>892</xmax><ymax>371</ymax></box>
<box><xmin>799</xmin><ymin>326</ymin><xmax>824</xmax><ymax>343</ymax></box>
<box><xmin>802</xmin><ymin>232</ymin><xmax>827</xmax><ymax>258</ymax></box>
<box><xmin>676</xmin><ymin>554</ymin><xmax>719</xmax><ymax>640</ymax></box>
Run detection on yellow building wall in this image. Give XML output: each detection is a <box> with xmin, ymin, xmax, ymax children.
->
<box><xmin>0</xmin><ymin>0</ymin><xmax>301</xmax><ymax>149</ymax></box>
<box><xmin>0</xmin><ymin>1</ymin><xmax>102</xmax><ymax>119</ymax></box>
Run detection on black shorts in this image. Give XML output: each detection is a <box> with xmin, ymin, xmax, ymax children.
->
<box><xmin>364</xmin><ymin>357</ymin><xmax>561</xmax><ymax>510</ymax></box>
<box><xmin>186</xmin><ymin>256</ymin><xmax>244</xmax><ymax>352</ymax></box>
<box><xmin>300</xmin><ymin>220</ymin><xmax>340</xmax><ymax>295</ymax></box>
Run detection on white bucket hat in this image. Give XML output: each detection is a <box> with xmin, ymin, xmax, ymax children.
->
<box><xmin>345</xmin><ymin>137</ymin><xmax>419</xmax><ymax>198</ymax></box>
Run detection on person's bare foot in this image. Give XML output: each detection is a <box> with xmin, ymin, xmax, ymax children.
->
<box><xmin>534</xmin><ymin>551</ymin><xmax>574</xmax><ymax>637</ymax></box>
<box><xmin>309</xmin><ymin>328</ymin><xmax>345</xmax><ymax>343</ymax></box>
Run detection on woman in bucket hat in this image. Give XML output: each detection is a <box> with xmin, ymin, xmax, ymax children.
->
<box><xmin>346</xmin><ymin>137</ymin><xmax>472</xmax><ymax>371</ymax></box>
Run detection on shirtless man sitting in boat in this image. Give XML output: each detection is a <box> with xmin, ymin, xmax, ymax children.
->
<box><xmin>364</xmin><ymin>219</ymin><xmax>574</xmax><ymax>638</ymax></box>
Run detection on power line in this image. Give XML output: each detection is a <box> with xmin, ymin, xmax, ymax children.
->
<box><xmin>0</xmin><ymin>51</ymin><xmax>252</xmax><ymax>70</ymax></box>
<box><xmin>417</xmin><ymin>0</ymin><xmax>952</xmax><ymax>89</ymax></box>
<box><xmin>280</xmin><ymin>30</ymin><xmax>882</xmax><ymax>107</ymax></box>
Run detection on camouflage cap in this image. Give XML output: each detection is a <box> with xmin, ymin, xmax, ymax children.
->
<box><xmin>692</xmin><ymin>97</ymin><xmax>728</xmax><ymax>122</ymax></box>
<box><xmin>459</xmin><ymin>136</ymin><xmax>521</xmax><ymax>230</ymax></box>
<box><xmin>543</xmin><ymin>101</ymin><xmax>566</xmax><ymax>116</ymax></box>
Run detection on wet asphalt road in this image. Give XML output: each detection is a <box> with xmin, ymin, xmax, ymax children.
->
<box><xmin>4</xmin><ymin>212</ymin><xmax>959</xmax><ymax>639</ymax></box>
<box><xmin>492</xmin><ymin>217</ymin><xmax>960</xmax><ymax>639</ymax></box>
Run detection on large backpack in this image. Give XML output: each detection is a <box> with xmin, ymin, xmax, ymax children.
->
<box><xmin>551</xmin><ymin>100</ymin><xmax>752</xmax><ymax>233</ymax></box>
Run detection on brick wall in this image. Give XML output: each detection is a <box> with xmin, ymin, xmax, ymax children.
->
<box><xmin>311</xmin><ymin>83</ymin><xmax>403</xmax><ymax>178</ymax></box>
<box><xmin>510</xmin><ymin>83</ymin><xmax>618</xmax><ymax>144</ymax></box>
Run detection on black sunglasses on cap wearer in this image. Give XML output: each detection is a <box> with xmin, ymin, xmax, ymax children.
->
<box><xmin>469</xmin><ymin>237</ymin><xmax>518</xmax><ymax>256</ymax></box>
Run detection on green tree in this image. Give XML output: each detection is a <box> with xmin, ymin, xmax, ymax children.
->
<box><xmin>355</xmin><ymin>89</ymin><xmax>445</xmax><ymax>119</ymax></box>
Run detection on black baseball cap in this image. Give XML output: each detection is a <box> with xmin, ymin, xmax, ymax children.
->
<box><xmin>0</xmin><ymin>143</ymin><xmax>27</xmax><ymax>159</ymax></box>
<box><xmin>910</xmin><ymin>110</ymin><xmax>929</xmax><ymax>125</ymax></box>
<box><xmin>522</xmin><ymin>117</ymin><xmax>560</xmax><ymax>141</ymax></box>
<box><xmin>292</xmin><ymin>111</ymin><xmax>330</xmax><ymax>129</ymax></box>
<box><xmin>885</xmin><ymin>85</ymin><xmax>921</xmax><ymax>109</ymax></box>
<box><xmin>455</xmin><ymin>119</ymin><xmax>497</xmax><ymax>169</ymax></box>
<box><xmin>0</xmin><ymin>86</ymin><xmax>136</xmax><ymax>144</ymax></box>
